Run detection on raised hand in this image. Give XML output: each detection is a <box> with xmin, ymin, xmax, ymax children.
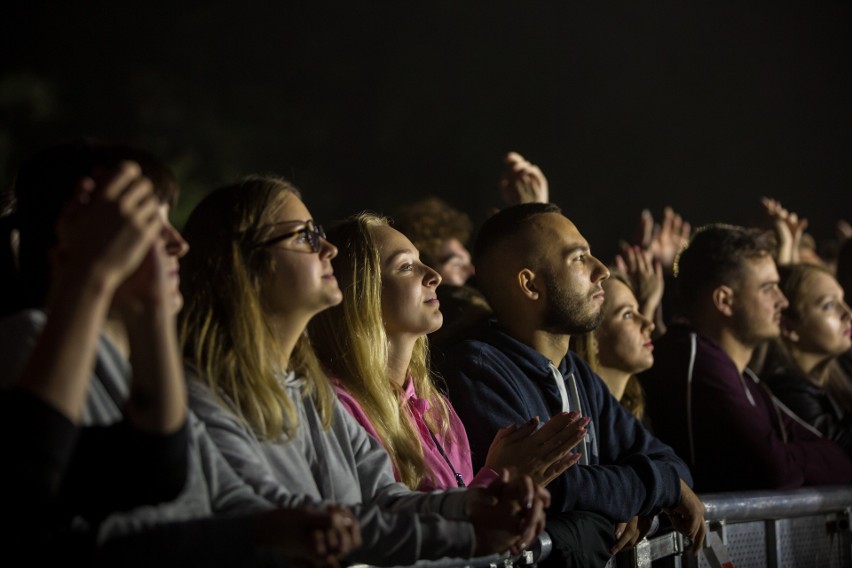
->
<box><xmin>467</xmin><ymin>470</ymin><xmax>550</xmax><ymax>557</ymax></box>
<box><xmin>614</xmin><ymin>245</ymin><xmax>664</xmax><ymax>329</ymax></box>
<box><xmin>484</xmin><ymin>412</ymin><xmax>588</xmax><ymax>486</ymax></box>
<box><xmin>761</xmin><ymin>197</ymin><xmax>807</xmax><ymax>265</ymax></box>
<box><xmin>54</xmin><ymin>161</ymin><xmax>162</xmax><ymax>293</ymax></box>
<box><xmin>499</xmin><ymin>151</ymin><xmax>549</xmax><ymax>206</ymax></box>
<box><xmin>635</xmin><ymin>207</ymin><xmax>691</xmax><ymax>273</ymax></box>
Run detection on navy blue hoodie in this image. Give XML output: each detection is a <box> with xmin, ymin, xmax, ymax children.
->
<box><xmin>436</xmin><ymin>321</ymin><xmax>692</xmax><ymax>523</ymax></box>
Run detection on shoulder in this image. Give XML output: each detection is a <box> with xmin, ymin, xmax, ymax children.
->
<box><xmin>0</xmin><ymin>309</ymin><xmax>45</xmax><ymax>388</ymax></box>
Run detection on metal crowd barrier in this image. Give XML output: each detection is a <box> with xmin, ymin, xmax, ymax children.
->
<box><xmin>354</xmin><ymin>486</ymin><xmax>851</xmax><ymax>568</ymax></box>
<box><xmin>613</xmin><ymin>485</ymin><xmax>852</xmax><ymax>568</ymax></box>
<box><xmin>350</xmin><ymin>529</ymin><xmax>552</xmax><ymax>568</ymax></box>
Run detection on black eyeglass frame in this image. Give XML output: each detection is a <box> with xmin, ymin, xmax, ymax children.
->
<box><xmin>253</xmin><ymin>221</ymin><xmax>327</xmax><ymax>253</ymax></box>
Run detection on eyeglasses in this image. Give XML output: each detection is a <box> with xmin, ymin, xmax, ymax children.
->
<box><xmin>254</xmin><ymin>220</ymin><xmax>327</xmax><ymax>253</ymax></box>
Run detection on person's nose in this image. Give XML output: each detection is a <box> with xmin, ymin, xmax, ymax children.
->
<box><xmin>163</xmin><ymin>221</ymin><xmax>190</xmax><ymax>258</ymax></box>
<box><xmin>319</xmin><ymin>237</ymin><xmax>337</xmax><ymax>260</ymax></box>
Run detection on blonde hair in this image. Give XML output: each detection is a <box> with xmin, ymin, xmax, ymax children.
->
<box><xmin>572</xmin><ymin>271</ymin><xmax>646</xmax><ymax>421</ymax></box>
<box><xmin>308</xmin><ymin>212</ymin><xmax>452</xmax><ymax>489</ymax></box>
<box><xmin>179</xmin><ymin>175</ymin><xmax>334</xmax><ymax>441</ymax></box>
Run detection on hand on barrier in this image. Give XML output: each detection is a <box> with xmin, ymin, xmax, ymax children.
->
<box><xmin>466</xmin><ymin>469</ymin><xmax>551</xmax><ymax>557</ymax></box>
<box><xmin>663</xmin><ymin>479</ymin><xmax>706</xmax><ymax>555</ymax></box>
<box><xmin>611</xmin><ymin>515</ymin><xmax>655</xmax><ymax>555</ymax></box>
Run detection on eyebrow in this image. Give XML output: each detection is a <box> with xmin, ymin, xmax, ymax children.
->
<box><xmin>563</xmin><ymin>245</ymin><xmax>590</xmax><ymax>256</ymax></box>
<box><xmin>384</xmin><ymin>248</ymin><xmax>417</xmax><ymax>265</ymax></box>
<box><xmin>268</xmin><ymin>220</ymin><xmax>312</xmax><ymax>229</ymax></box>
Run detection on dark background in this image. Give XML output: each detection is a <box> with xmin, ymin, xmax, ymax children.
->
<box><xmin>2</xmin><ymin>1</ymin><xmax>850</xmax><ymax>263</ymax></box>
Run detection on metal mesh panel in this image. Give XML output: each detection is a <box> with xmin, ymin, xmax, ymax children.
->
<box><xmin>775</xmin><ymin>515</ymin><xmax>849</xmax><ymax>568</ymax></box>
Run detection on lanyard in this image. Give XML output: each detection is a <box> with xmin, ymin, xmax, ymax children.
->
<box><xmin>429</xmin><ymin>430</ymin><xmax>465</xmax><ymax>487</ymax></box>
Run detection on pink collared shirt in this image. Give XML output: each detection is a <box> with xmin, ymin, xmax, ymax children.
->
<box><xmin>333</xmin><ymin>378</ymin><xmax>499</xmax><ymax>491</ymax></box>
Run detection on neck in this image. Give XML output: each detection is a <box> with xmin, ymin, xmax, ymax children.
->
<box><xmin>268</xmin><ymin>313</ymin><xmax>311</xmax><ymax>372</ymax></box>
<box><xmin>789</xmin><ymin>347</ymin><xmax>833</xmax><ymax>385</ymax></box>
<box><xmin>387</xmin><ymin>334</ymin><xmax>415</xmax><ymax>387</ymax></box>
<box><xmin>705</xmin><ymin>326</ymin><xmax>754</xmax><ymax>375</ymax></box>
<box><xmin>595</xmin><ymin>366</ymin><xmax>632</xmax><ymax>401</ymax></box>
<box><xmin>501</xmin><ymin>319</ymin><xmax>570</xmax><ymax>365</ymax></box>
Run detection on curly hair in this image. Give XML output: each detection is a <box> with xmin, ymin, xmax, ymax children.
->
<box><xmin>391</xmin><ymin>197</ymin><xmax>473</xmax><ymax>269</ymax></box>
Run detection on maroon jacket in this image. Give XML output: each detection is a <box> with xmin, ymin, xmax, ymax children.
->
<box><xmin>639</xmin><ymin>324</ymin><xmax>852</xmax><ymax>493</ymax></box>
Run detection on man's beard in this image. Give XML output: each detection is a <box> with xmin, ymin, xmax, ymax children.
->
<box><xmin>542</xmin><ymin>271</ymin><xmax>604</xmax><ymax>335</ymax></box>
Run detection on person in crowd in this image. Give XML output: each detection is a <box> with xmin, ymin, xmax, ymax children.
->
<box><xmin>619</xmin><ymin>206</ymin><xmax>692</xmax><ymax>334</ymax></box>
<box><xmin>307</xmin><ymin>212</ymin><xmax>588</xmax><ymax>493</ymax></box>
<box><xmin>393</xmin><ymin>151</ymin><xmax>548</xmax><ymax>350</ymax></box>
<box><xmin>0</xmin><ymin>140</ymin><xmax>362</xmax><ymax>567</ymax></box>
<box><xmin>762</xmin><ymin>263</ymin><xmax>852</xmax><ymax>455</ymax></box>
<box><xmin>639</xmin><ymin>224</ymin><xmax>852</xmax><ymax>493</ymax></box>
<box><xmin>391</xmin><ymin>196</ymin><xmax>476</xmax><ymax>287</ymax></box>
<box><xmin>178</xmin><ymin>175</ymin><xmax>551</xmax><ymax>566</ymax></box>
<box><xmin>571</xmin><ymin>271</ymin><xmax>655</xmax><ymax>424</ymax></box>
<box><xmin>436</xmin><ymin>203</ymin><xmax>705</xmax><ymax>567</ymax></box>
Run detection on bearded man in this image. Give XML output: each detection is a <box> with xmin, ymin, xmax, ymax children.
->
<box><xmin>438</xmin><ymin>203</ymin><xmax>704</xmax><ymax>568</ymax></box>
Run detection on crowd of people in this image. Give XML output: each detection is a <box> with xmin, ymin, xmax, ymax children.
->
<box><xmin>1</xmin><ymin>138</ymin><xmax>850</xmax><ymax>567</ymax></box>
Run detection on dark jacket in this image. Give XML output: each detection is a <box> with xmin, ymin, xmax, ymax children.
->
<box><xmin>436</xmin><ymin>321</ymin><xmax>691</xmax><ymax>523</ymax></box>
<box><xmin>639</xmin><ymin>323</ymin><xmax>852</xmax><ymax>492</ymax></box>
<box><xmin>765</xmin><ymin>370</ymin><xmax>852</xmax><ymax>456</ymax></box>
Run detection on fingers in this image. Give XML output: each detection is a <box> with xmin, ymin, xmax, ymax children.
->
<box><xmin>691</xmin><ymin>518</ymin><xmax>706</xmax><ymax>554</ymax></box>
<box><xmin>611</xmin><ymin>517</ymin><xmax>641</xmax><ymax>555</ymax></box>
<box><xmin>539</xmin><ymin>452</ymin><xmax>582</xmax><ymax>485</ymax></box>
<box><xmin>639</xmin><ymin>209</ymin><xmax>654</xmax><ymax>248</ymax></box>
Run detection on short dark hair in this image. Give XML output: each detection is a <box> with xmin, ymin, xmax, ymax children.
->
<box><xmin>674</xmin><ymin>224</ymin><xmax>776</xmax><ymax>313</ymax></box>
<box><xmin>472</xmin><ymin>202</ymin><xmax>562</xmax><ymax>265</ymax></box>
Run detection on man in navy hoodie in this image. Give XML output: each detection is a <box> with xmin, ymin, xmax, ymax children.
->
<box><xmin>639</xmin><ymin>224</ymin><xmax>852</xmax><ymax>492</ymax></box>
<box><xmin>437</xmin><ymin>203</ymin><xmax>705</xmax><ymax>567</ymax></box>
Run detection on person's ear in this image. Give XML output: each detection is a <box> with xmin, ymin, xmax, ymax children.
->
<box><xmin>518</xmin><ymin>268</ymin><xmax>539</xmax><ymax>300</ymax></box>
<box><xmin>712</xmin><ymin>285</ymin><xmax>735</xmax><ymax>317</ymax></box>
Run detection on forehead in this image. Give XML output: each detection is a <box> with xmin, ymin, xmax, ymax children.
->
<box><xmin>739</xmin><ymin>254</ymin><xmax>778</xmax><ymax>285</ymax></box>
<box><xmin>532</xmin><ymin>213</ymin><xmax>587</xmax><ymax>251</ymax></box>
<box><xmin>271</xmin><ymin>192</ymin><xmax>310</xmax><ymax>222</ymax></box>
<box><xmin>604</xmin><ymin>279</ymin><xmax>637</xmax><ymax>308</ymax></box>
<box><xmin>798</xmin><ymin>270</ymin><xmax>842</xmax><ymax>301</ymax></box>
<box><xmin>372</xmin><ymin>224</ymin><xmax>416</xmax><ymax>259</ymax></box>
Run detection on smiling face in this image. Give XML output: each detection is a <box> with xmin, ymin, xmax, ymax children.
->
<box><xmin>536</xmin><ymin>213</ymin><xmax>610</xmax><ymax>334</ymax></box>
<box><xmin>259</xmin><ymin>192</ymin><xmax>342</xmax><ymax>322</ymax></box>
<box><xmin>729</xmin><ymin>254</ymin><xmax>789</xmax><ymax>347</ymax></box>
<box><xmin>784</xmin><ymin>269</ymin><xmax>852</xmax><ymax>358</ymax></box>
<box><xmin>372</xmin><ymin>224</ymin><xmax>443</xmax><ymax>339</ymax></box>
<box><xmin>594</xmin><ymin>278</ymin><xmax>655</xmax><ymax>375</ymax></box>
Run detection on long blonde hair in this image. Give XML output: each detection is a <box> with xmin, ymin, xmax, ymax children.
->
<box><xmin>179</xmin><ymin>175</ymin><xmax>334</xmax><ymax>441</ymax></box>
<box><xmin>308</xmin><ymin>212</ymin><xmax>452</xmax><ymax>489</ymax></box>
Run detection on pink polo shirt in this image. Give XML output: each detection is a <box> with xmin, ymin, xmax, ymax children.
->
<box><xmin>333</xmin><ymin>378</ymin><xmax>499</xmax><ymax>491</ymax></box>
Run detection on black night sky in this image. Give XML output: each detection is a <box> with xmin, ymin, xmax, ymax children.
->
<box><xmin>2</xmin><ymin>1</ymin><xmax>850</xmax><ymax>262</ymax></box>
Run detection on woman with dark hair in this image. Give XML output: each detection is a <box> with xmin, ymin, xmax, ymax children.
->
<box><xmin>764</xmin><ymin>263</ymin><xmax>852</xmax><ymax>455</ymax></box>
